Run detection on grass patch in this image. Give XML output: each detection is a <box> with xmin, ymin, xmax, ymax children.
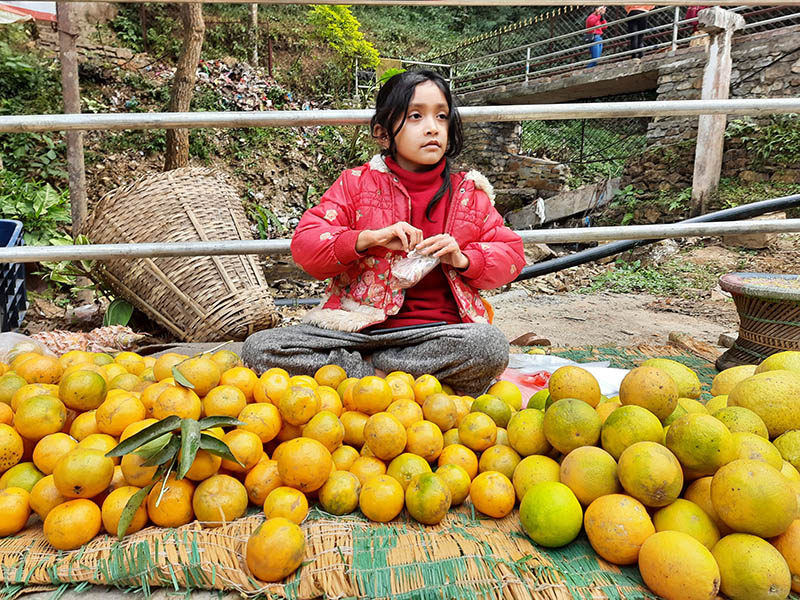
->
<box><xmin>580</xmin><ymin>257</ymin><xmax>720</xmax><ymax>298</ymax></box>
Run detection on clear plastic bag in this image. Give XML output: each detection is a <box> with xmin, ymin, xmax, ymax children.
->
<box><xmin>391</xmin><ymin>250</ymin><xmax>440</xmax><ymax>289</ymax></box>
<box><xmin>0</xmin><ymin>332</ymin><xmax>56</xmax><ymax>364</ymax></box>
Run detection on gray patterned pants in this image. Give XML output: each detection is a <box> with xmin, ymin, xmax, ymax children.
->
<box><xmin>241</xmin><ymin>322</ymin><xmax>509</xmax><ymax>396</ymax></box>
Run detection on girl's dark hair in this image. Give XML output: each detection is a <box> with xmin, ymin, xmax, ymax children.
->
<box><xmin>370</xmin><ymin>69</ymin><xmax>463</xmax><ymax>221</ymax></box>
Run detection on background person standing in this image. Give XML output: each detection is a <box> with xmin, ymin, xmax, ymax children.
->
<box><xmin>625</xmin><ymin>5</ymin><xmax>655</xmax><ymax>59</ymax></box>
<box><xmin>585</xmin><ymin>6</ymin><xmax>608</xmax><ymax>68</ymax></box>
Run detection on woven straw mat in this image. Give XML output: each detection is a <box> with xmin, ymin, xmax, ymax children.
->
<box><xmin>82</xmin><ymin>167</ymin><xmax>278</xmax><ymax>342</ymax></box>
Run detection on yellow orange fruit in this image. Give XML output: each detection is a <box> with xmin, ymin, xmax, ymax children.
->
<box><xmin>406</xmin><ymin>420</ymin><xmax>444</xmax><ymax>462</ymax></box>
<box><xmin>29</xmin><ymin>474</ymin><xmax>67</xmax><ymax>520</ymax></box>
<box><xmin>220</xmin><ymin>366</ymin><xmax>259</xmax><ymax>402</ymax></box>
<box><xmin>317</xmin><ymin>386</ymin><xmax>343</xmax><ymax>417</ymax></box>
<box><xmin>0</xmin><ymin>372</ymin><xmax>27</xmax><ymax>407</ymax></box>
<box><xmin>386</xmin><ymin>399</ymin><xmax>423</xmax><ymax>429</ymax></box>
<box><xmin>437</xmin><ymin>444</ymin><xmax>479</xmax><ymax>480</ymax></box>
<box><xmin>193</xmin><ymin>474</ymin><xmax>248</xmax><ymax>527</ymax></box>
<box><xmin>331</xmin><ymin>445</ymin><xmax>359</xmax><ymax>471</ymax></box>
<box><xmin>363</xmin><ymin>412</ymin><xmax>407</xmax><ymax>461</ymax></box>
<box><xmin>0</xmin><ymin>461</ymin><xmax>43</xmax><ymax>492</ymax></box>
<box><xmin>318</xmin><ymin>470</ymin><xmax>360</xmax><ymax>515</ymax></box>
<box><xmin>584</xmin><ymin>493</ymin><xmax>655</xmax><ymax>564</ymax></box>
<box><xmin>32</xmin><ymin>433</ymin><xmax>78</xmax><ymax>475</ymax></box>
<box><xmin>470</xmin><ymin>470</ymin><xmax>515</xmax><ymax>519</ymax></box>
<box><xmin>413</xmin><ymin>374</ymin><xmax>442</xmax><ymax>405</ymax></box>
<box><xmin>239</xmin><ymin>402</ymin><xmax>282</xmax><ymax>444</ymax></box>
<box><xmin>435</xmin><ymin>463</ymin><xmax>471</xmax><ymax>505</ymax></box>
<box><xmin>351</xmin><ymin>376</ymin><xmax>393</xmax><ymax>415</ymax></box>
<box><xmin>263</xmin><ymin>485</ymin><xmax>309</xmax><ymax>524</ymax></box>
<box><xmin>276</xmin><ymin>437</ymin><xmax>332</xmax><ymax>493</ymax></box>
<box><xmin>340</xmin><ymin>411</ymin><xmax>369</xmax><ymax>448</ymax></box>
<box><xmin>684</xmin><ymin>476</ymin><xmax>733</xmax><ymax>537</ymax></box>
<box><xmin>152</xmin><ymin>385</ymin><xmax>202</xmax><ymax>421</ymax></box>
<box><xmin>58</xmin><ymin>369</ymin><xmax>107</xmax><ymax>412</ymax></box>
<box><xmin>619</xmin><ymin>366</ymin><xmax>679</xmax><ymax>421</ymax></box>
<box><xmin>422</xmin><ymin>393</ymin><xmax>457</xmax><ymax>432</ymax></box>
<box><xmin>506</xmin><ymin>408</ymin><xmax>550</xmax><ymax>456</ymax></box>
<box><xmin>558</xmin><ymin>446</ymin><xmax>621</xmax><ymax>506</ymax></box>
<box><xmin>349</xmin><ymin>455</ymin><xmax>387</xmax><ymax>485</ymax></box>
<box><xmin>15</xmin><ymin>354</ymin><xmax>63</xmax><ymax>385</ymax></box>
<box><xmin>77</xmin><ymin>433</ymin><xmax>119</xmax><ymax>463</ymax></box>
<box><xmin>359</xmin><ymin>474</ymin><xmax>404</xmax><ymax>522</ymax></box>
<box><xmin>665</xmin><ymin>413</ymin><xmax>736</xmax><ymax>476</ymax></box>
<box><xmin>458</xmin><ymin>412</ymin><xmax>497</xmax><ymax>453</ymax></box>
<box><xmin>617</xmin><ymin>441</ymin><xmax>683</xmax><ymax>508</ymax></box>
<box><xmin>302</xmin><ymin>410</ymin><xmax>344</xmax><ymax>453</ymax></box>
<box><xmin>121</xmin><ymin>452</ymin><xmax>159</xmax><ymax>487</ymax></box>
<box><xmin>314</xmin><ymin>364</ymin><xmax>347</xmax><ymax>389</ymax></box>
<box><xmin>638</xmin><ymin>531</ymin><xmax>720</xmax><ymax>600</ymax></box>
<box><xmin>520</xmin><ymin>481</ymin><xmax>583</xmax><ymax>547</ymax></box>
<box><xmin>209</xmin><ymin>349</ymin><xmax>241</xmax><ymax>373</ymax></box>
<box><xmin>548</xmin><ymin>365</ymin><xmax>601</xmax><ymax>408</ymax></box>
<box><xmin>183</xmin><ymin>448</ymin><xmax>222</xmax><ymax>482</ymax></box>
<box><xmin>146</xmin><ymin>476</ymin><xmax>195</xmax><ymax>528</ymax></box>
<box><xmin>221</xmin><ymin>429</ymin><xmax>264</xmax><ymax>473</ymax></box>
<box><xmin>203</xmin><ymin>384</ymin><xmax>247</xmax><ymax>418</ymax></box>
<box><xmin>255</xmin><ymin>368</ymin><xmax>291</xmax><ymax>405</ymax></box>
<box><xmin>405</xmin><ymin>472</ymin><xmax>451</xmax><ymax>525</ymax></box>
<box><xmin>714</xmin><ymin>532</ymin><xmax>791</xmax><ymax>600</ymax></box>
<box><xmin>0</xmin><ymin>423</ymin><xmax>24</xmax><ymax>474</ymax></box>
<box><xmin>771</xmin><ymin>519</ymin><xmax>800</xmax><ymax>593</ymax></box>
<box><xmin>386</xmin><ymin>376</ymin><xmax>415</xmax><ymax>403</ymax></box>
<box><xmin>543</xmin><ymin>398</ymin><xmax>602</xmax><ymax>455</ymax></box>
<box><xmin>95</xmin><ymin>393</ymin><xmax>146</xmax><ymax>437</ymax></box>
<box><xmin>173</xmin><ymin>357</ymin><xmax>221</xmax><ymax>397</ymax></box>
<box><xmin>246</xmin><ymin>517</ymin><xmax>306</xmax><ymax>582</ymax></box>
<box><xmin>54</xmin><ymin>448</ymin><xmax>115</xmax><ymax>498</ymax></box>
<box><xmin>279</xmin><ymin>385</ymin><xmax>320</xmax><ymax>426</ymax></box>
<box><xmin>600</xmin><ymin>404</ymin><xmax>663</xmax><ymax>460</ymax></box>
<box><xmin>14</xmin><ymin>395</ymin><xmax>67</xmax><ymax>441</ymax></box>
<box><xmin>487</xmin><ymin>380</ymin><xmax>523</xmax><ymax>411</ymax></box>
<box><xmin>0</xmin><ymin>487</ymin><xmax>30</xmax><ymax>536</ymax></box>
<box><xmin>478</xmin><ymin>444</ymin><xmax>521</xmax><ymax>480</ymax></box>
<box><xmin>43</xmin><ymin>498</ymin><xmax>101</xmax><ymax>550</ymax></box>
<box><xmin>652</xmin><ymin>498</ymin><xmax>720</xmax><ymax>550</ymax></box>
<box><xmin>102</xmin><ymin>485</ymin><xmax>148</xmax><ymax>536</ymax></box>
<box><xmin>119</xmin><ymin>418</ymin><xmax>158</xmax><ymax>442</ymax></box>
<box><xmin>386</xmin><ymin>452</ymin><xmax>432</xmax><ymax>491</ymax></box>
<box><xmin>244</xmin><ymin>459</ymin><xmax>282</xmax><ymax>505</ymax></box>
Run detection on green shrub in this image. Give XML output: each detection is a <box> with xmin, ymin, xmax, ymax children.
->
<box><xmin>0</xmin><ymin>171</ymin><xmax>71</xmax><ymax>246</ymax></box>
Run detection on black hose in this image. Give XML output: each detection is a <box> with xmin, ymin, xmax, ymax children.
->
<box><xmin>271</xmin><ymin>192</ymin><xmax>800</xmax><ymax>304</ymax></box>
<box><xmin>515</xmin><ymin>192</ymin><xmax>800</xmax><ymax>281</ymax></box>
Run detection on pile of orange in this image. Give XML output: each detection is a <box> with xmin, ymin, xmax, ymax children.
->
<box><xmin>3</xmin><ymin>343</ymin><xmax>800</xmax><ymax>600</ymax></box>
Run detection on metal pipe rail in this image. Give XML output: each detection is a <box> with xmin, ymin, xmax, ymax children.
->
<box><xmin>1</xmin><ymin>220</ymin><xmax>797</xmax><ymax>264</ymax></box>
<box><xmin>43</xmin><ymin>1</ymin><xmax>800</xmax><ymax>6</ymax></box>
<box><xmin>3</xmin><ymin>99</ymin><xmax>800</xmax><ymax>134</ymax></box>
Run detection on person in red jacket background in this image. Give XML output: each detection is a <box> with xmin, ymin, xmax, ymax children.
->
<box><xmin>585</xmin><ymin>6</ymin><xmax>608</xmax><ymax>68</ymax></box>
<box><xmin>242</xmin><ymin>70</ymin><xmax>526</xmax><ymax>395</ymax></box>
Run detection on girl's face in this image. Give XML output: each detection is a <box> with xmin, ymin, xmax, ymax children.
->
<box><xmin>380</xmin><ymin>81</ymin><xmax>450</xmax><ymax>173</ymax></box>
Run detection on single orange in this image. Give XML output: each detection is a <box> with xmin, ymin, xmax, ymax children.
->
<box><xmin>276</xmin><ymin>437</ymin><xmax>332</xmax><ymax>493</ymax></box>
<box><xmin>152</xmin><ymin>353</ymin><xmax>189</xmax><ymax>382</ymax></box>
<box><xmin>340</xmin><ymin>411</ymin><xmax>369</xmax><ymax>448</ymax></box>
<box><xmin>193</xmin><ymin>474</ymin><xmax>248</xmax><ymax>527</ymax></box>
<box><xmin>239</xmin><ymin>402</ymin><xmax>283</xmax><ymax>443</ymax></box>
<box><xmin>174</xmin><ymin>356</ymin><xmax>221</xmax><ymax>397</ymax></box>
<box><xmin>331</xmin><ymin>445</ymin><xmax>360</xmax><ymax>471</ymax></box>
<box><xmin>43</xmin><ymin>498</ymin><xmax>101</xmax><ymax>550</ymax></box>
<box><xmin>0</xmin><ymin>487</ymin><xmax>30</xmax><ymax>535</ymax></box>
<box><xmin>220</xmin><ymin>366</ymin><xmax>259</xmax><ymax>402</ymax></box>
<box><xmin>15</xmin><ymin>354</ymin><xmax>63</xmax><ymax>385</ymax></box>
<box><xmin>317</xmin><ymin>386</ymin><xmax>343</xmax><ymax>417</ymax></box>
<box><xmin>221</xmin><ymin>429</ymin><xmax>264</xmax><ymax>473</ymax></box>
<box><xmin>438</xmin><ymin>444</ymin><xmax>479</xmax><ymax>479</ymax></box>
<box><xmin>32</xmin><ymin>433</ymin><xmax>78</xmax><ymax>475</ymax></box>
<box><xmin>413</xmin><ymin>374</ymin><xmax>442</xmax><ymax>405</ymax></box>
<box><xmin>102</xmin><ymin>485</ymin><xmax>148</xmax><ymax>535</ymax></box>
<box><xmin>152</xmin><ymin>385</ymin><xmax>201</xmax><ymax>420</ymax></box>
<box><xmin>244</xmin><ymin>459</ymin><xmax>282</xmax><ymax>505</ymax></box>
<box><xmin>405</xmin><ymin>420</ymin><xmax>444</xmax><ymax>462</ymax></box>
<box><xmin>58</xmin><ymin>369</ymin><xmax>108</xmax><ymax>411</ymax></box>
<box><xmin>349</xmin><ymin>456</ymin><xmax>387</xmax><ymax>484</ymax></box>
<box><xmin>146</xmin><ymin>476</ymin><xmax>195</xmax><ymax>528</ymax></box>
<box><xmin>302</xmin><ymin>410</ymin><xmax>345</xmax><ymax>453</ymax></box>
<box><xmin>14</xmin><ymin>395</ymin><xmax>67</xmax><ymax>441</ymax></box>
<box><xmin>204</xmin><ymin>384</ymin><xmax>248</xmax><ymax>418</ymax></box>
<box><xmin>359</xmin><ymin>474</ymin><xmax>404</xmax><ymax>522</ymax></box>
<box><xmin>314</xmin><ymin>364</ymin><xmax>347</xmax><ymax>389</ymax></box>
<box><xmin>351</xmin><ymin>376</ymin><xmax>393</xmax><ymax>415</ymax></box>
<box><xmin>263</xmin><ymin>486</ymin><xmax>309</xmax><ymax>524</ymax></box>
<box><xmin>279</xmin><ymin>385</ymin><xmax>320</xmax><ymax>426</ymax></box>
<box><xmin>254</xmin><ymin>368</ymin><xmax>291</xmax><ymax>405</ymax></box>
<box><xmin>387</xmin><ymin>399</ymin><xmax>424</xmax><ymax>428</ymax></box>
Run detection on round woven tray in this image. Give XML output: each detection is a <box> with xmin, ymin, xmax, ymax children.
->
<box><xmin>716</xmin><ymin>272</ymin><xmax>800</xmax><ymax>370</ymax></box>
<box><xmin>82</xmin><ymin>167</ymin><xmax>278</xmax><ymax>342</ymax></box>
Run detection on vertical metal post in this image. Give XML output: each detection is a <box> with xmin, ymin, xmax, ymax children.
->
<box><xmin>249</xmin><ymin>4</ymin><xmax>258</xmax><ymax>66</ymax></box>
<box><xmin>56</xmin><ymin>2</ymin><xmax>87</xmax><ymax>235</ymax></box>
<box><xmin>354</xmin><ymin>57</ymin><xmax>359</xmax><ymax>101</ymax></box>
<box><xmin>525</xmin><ymin>46</ymin><xmax>530</xmax><ymax>84</ymax></box>
<box><xmin>266</xmin><ymin>17</ymin><xmax>273</xmax><ymax>79</ymax></box>
<box><xmin>672</xmin><ymin>6</ymin><xmax>680</xmax><ymax>51</ymax></box>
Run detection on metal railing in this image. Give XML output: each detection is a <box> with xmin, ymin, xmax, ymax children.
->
<box><xmin>1</xmin><ymin>220</ymin><xmax>799</xmax><ymax>263</ymax></box>
<box><xmin>3</xmin><ymin>99</ymin><xmax>800</xmax><ymax>133</ymax></box>
<box><xmin>424</xmin><ymin>5</ymin><xmax>800</xmax><ymax>93</ymax></box>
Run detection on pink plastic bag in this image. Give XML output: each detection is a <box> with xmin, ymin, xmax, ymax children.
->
<box><xmin>499</xmin><ymin>368</ymin><xmax>551</xmax><ymax>407</ymax></box>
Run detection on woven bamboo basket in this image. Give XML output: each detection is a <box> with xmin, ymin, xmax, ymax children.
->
<box><xmin>716</xmin><ymin>272</ymin><xmax>800</xmax><ymax>370</ymax></box>
<box><xmin>82</xmin><ymin>168</ymin><xmax>278</xmax><ymax>342</ymax></box>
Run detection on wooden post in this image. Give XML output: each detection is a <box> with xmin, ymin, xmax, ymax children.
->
<box><xmin>249</xmin><ymin>4</ymin><xmax>258</xmax><ymax>66</ymax></box>
<box><xmin>57</xmin><ymin>2</ymin><xmax>88</xmax><ymax>235</ymax></box>
<box><xmin>689</xmin><ymin>7</ymin><xmax>745</xmax><ymax>216</ymax></box>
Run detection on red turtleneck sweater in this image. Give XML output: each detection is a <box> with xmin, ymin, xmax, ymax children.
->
<box><xmin>369</xmin><ymin>156</ymin><xmax>462</xmax><ymax>329</ymax></box>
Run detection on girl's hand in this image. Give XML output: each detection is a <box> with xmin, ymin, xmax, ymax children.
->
<box><xmin>356</xmin><ymin>222</ymin><xmax>423</xmax><ymax>252</ymax></box>
<box><xmin>416</xmin><ymin>234</ymin><xmax>470</xmax><ymax>270</ymax></box>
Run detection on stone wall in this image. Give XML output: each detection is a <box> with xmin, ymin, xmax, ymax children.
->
<box><xmin>456</xmin><ymin>121</ymin><xmax>570</xmax><ymax>214</ymax></box>
<box><xmin>624</xmin><ymin>25</ymin><xmax>800</xmax><ymax>192</ymax></box>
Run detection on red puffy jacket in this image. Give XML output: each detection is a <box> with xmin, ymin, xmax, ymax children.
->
<box><xmin>291</xmin><ymin>154</ymin><xmax>526</xmax><ymax>332</ymax></box>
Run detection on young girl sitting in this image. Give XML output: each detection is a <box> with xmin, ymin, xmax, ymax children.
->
<box><xmin>242</xmin><ymin>70</ymin><xmax>526</xmax><ymax>395</ymax></box>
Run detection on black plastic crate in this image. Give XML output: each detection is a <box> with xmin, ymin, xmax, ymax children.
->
<box><xmin>0</xmin><ymin>220</ymin><xmax>27</xmax><ymax>332</ymax></box>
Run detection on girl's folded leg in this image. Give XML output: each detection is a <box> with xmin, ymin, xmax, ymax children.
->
<box><xmin>369</xmin><ymin>323</ymin><xmax>510</xmax><ymax>396</ymax></box>
<box><xmin>241</xmin><ymin>324</ymin><xmax>375</xmax><ymax>378</ymax></box>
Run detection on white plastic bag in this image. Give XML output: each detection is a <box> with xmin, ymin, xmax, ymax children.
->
<box><xmin>0</xmin><ymin>332</ymin><xmax>56</xmax><ymax>364</ymax></box>
<box><xmin>391</xmin><ymin>250</ymin><xmax>440</xmax><ymax>289</ymax></box>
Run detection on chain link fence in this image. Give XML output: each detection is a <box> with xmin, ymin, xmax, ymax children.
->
<box><xmin>520</xmin><ymin>91</ymin><xmax>655</xmax><ymax>182</ymax></box>
<box><xmin>425</xmin><ymin>6</ymin><xmax>800</xmax><ymax>94</ymax></box>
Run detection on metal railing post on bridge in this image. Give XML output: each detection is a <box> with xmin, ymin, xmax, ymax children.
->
<box><xmin>672</xmin><ymin>6</ymin><xmax>680</xmax><ymax>51</ymax></box>
<box><xmin>525</xmin><ymin>46</ymin><xmax>530</xmax><ymax>84</ymax></box>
